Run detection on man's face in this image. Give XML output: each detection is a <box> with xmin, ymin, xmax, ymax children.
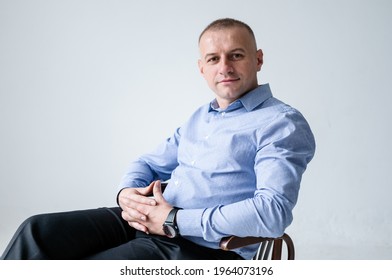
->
<box><xmin>198</xmin><ymin>27</ymin><xmax>263</xmax><ymax>109</ymax></box>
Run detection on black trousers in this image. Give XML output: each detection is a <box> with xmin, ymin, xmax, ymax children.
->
<box><xmin>1</xmin><ymin>207</ymin><xmax>243</xmax><ymax>260</ymax></box>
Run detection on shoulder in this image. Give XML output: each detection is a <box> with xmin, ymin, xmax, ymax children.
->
<box><xmin>255</xmin><ymin>97</ymin><xmax>315</xmax><ymax>150</ymax></box>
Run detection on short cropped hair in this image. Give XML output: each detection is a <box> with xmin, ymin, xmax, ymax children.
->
<box><xmin>198</xmin><ymin>18</ymin><xmax>256</xmax><ymax>47</ymax></box>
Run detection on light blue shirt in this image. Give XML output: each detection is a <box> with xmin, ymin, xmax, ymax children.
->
<box><xmin>119</xmin><ymin>84</ymin><xmax>316</xmax><ymax>259</ymax></box>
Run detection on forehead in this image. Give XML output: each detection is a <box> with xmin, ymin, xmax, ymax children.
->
<box><xmin>199</xmin><ymin>27</ymin><xmax>255</xmax><ymax>54</ymax></box>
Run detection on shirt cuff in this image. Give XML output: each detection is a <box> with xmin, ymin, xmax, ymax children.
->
<box><xmin>176</xmin><ymin>208</ymin><xmax>205</xmax><ymax>237</ymax></box>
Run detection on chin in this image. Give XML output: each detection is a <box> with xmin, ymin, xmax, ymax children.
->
<box><xmin>223</xmin><ymin>90</ymin><xmax>244</xmax><ymax>99</ymax></box>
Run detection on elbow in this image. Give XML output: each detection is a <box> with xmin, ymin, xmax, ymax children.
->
<box><xmin>262</xmin><ymin>219</ymin><xmax>289</xmax><ymax>238</ymax></box>
<box><xmin>268</xmin><ymin>218</ymin><xmax>291</xmax><ymax>238</ymax></box>
<box><xmin>257</xmin><ymin>199</ymin><xmax>293</xmax><ymax>238</ymax></box>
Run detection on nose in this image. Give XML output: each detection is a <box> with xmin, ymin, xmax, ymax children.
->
<box><xmin>219</xmin><ymin>57</ymin><xmax>234</xmax><ymax>76</ymax></box>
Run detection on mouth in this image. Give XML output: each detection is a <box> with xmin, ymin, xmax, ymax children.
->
<box><xmin>218</xmin><ymin>78</ymin><xmax>240</xmax><ymax>84</ymax></box>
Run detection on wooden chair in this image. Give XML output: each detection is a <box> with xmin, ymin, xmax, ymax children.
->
<box><xmin>219</xmin><ymin>233</ymin><xmax>295</xmax><ymax>260</ymax></box>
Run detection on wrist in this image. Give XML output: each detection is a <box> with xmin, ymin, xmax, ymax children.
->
<box><xmin>116</xmin><ymin>187</ymin><xmax>127</xmax><ymax>206</ymax></box>
<box><xmin>162</xmin><ymin>207</ymin><xmax>182</xmax><ymax>238</ymax></box>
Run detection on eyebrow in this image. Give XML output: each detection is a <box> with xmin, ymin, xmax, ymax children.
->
<box><xmin>204</xmin><ymin>48</ymin><xmax>246</xmax><ymax>60</ymax></box>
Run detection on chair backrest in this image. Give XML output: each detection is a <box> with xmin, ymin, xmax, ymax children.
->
<box><xmin>219</xmin><ymin>233</ymin><xmax>295</xmax><ymax>260</ymax></box>
<box><xmin>252</xmin><ymin>233</ymin><xmax>295</xmax><ymax>260</ymax></box>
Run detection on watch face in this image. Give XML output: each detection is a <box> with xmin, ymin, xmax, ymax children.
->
<box><xmin>163</xmin><ymin>225</ymin><xmax>176</xmax><ymax>238</ymax></box>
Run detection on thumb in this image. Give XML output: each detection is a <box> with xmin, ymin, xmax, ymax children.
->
<box><xmin>137</xmin><ymin>182</ymin><xmax>155</xmax><ymax>196</ymax></box>
<box><xmin>152</xmin><ymin>180</ymin><xmax>165</xmax><ymax>202</ymax></box>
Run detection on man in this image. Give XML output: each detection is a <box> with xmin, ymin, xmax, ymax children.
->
<box><xmin>1</xmin><ymin>18</ymin><xmax>315</xmax><ymax>260</ymax></box>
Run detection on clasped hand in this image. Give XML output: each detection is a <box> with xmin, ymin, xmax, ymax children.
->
<box><xmin>118</xmin><ymin>180</ymin><xmax>173</xmax><ymax>235</ymax></box>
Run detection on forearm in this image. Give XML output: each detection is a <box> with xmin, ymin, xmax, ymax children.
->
<box><xmin>176</xmin><ymin>195</ymin><xmax>293</xmax><ymax>242</ymax></box>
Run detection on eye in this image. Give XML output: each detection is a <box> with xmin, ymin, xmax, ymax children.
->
<box><xmin>230</xmin><ymin>53</ymin><xmax>244</xmax><ymax>60</ymax></box>
<box><xmin>207</xmin><ymin>56</ymin><xmax>219</xmax><ymax>63</ymax></box>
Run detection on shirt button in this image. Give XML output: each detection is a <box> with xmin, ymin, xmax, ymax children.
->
<box><xmin>221</xmin><ymin>112</ymin><xmax>226</xmax><ymax>116</ymax></box>
<box><xmin>191</xmin><ymin>160</ymin><xmax>196</xmax><ymax>166</ymax></box>
<box><xmin>174</xmin><ymin>180</ymin><xmax>179</xmax><ymax>186</ymax></box>
<box><xmin>204</xmin><ymin>135</ymin><xmax>209</xmax><ymax>140</ymax></box>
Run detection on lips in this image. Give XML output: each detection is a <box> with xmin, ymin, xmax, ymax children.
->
<box><xmin>218</xmin><ymin>78</ymin><xmax>240</xmax><ymax>84</ymax></box>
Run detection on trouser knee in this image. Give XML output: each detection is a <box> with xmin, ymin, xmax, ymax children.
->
<box><xmin>0</xmin><ymin>213</ymin><xmax>52</xmax><ymax>259</ymax></box>
<box><xmin>20</xmin><ymin>213</ymin><xmax>48</xmax><ymax>233</ymax></box>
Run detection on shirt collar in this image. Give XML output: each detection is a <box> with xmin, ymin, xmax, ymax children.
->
<box><xmin>208</xmin><ymin>84</ymin><xmax>273</xmax><ymax>113</ymax></box>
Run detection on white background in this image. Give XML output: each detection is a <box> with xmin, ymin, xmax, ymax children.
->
<box><xmin>0</xmin><ymin>0</ymin><xmax>391</xmax><ymax>259</ymax></box>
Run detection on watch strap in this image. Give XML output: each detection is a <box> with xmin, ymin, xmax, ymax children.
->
<box><xmin>165</xmin><ymin>207</ymin><xmax>181</xmax><ymax>225</ymax></box>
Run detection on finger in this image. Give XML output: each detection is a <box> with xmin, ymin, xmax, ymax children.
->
<box><xmin>138</xmin><ymin>181</ymin><xmax>155</xmax><ymax>196</ymax></box>
<box><xmin>129</xmin><ymin>221</ymin><xmax>149</xmax><ymax>235</ymax></box>
<box><xmin>131</xmin><ymin>194</ymin><xmax>157</xmax><ymax>206</ymax></box>
<box><xmin>137</xmin><ymin>182</ymin><xmax>157</xmax><ymax>205</ymax></box>
<box><xmin>147</xmin><ymin>181</ymin><xmax>157</xmax><ymax>192</ymax></box>
<box><xmin>152</xmin><ymin>180</ymin><xmax>164</xmax><ymax>203</ymax></box>
<box><xmin>121</xmin><ymin>208</ymin><xmax>147</xmax><ymax>223</ymax></box>
<box><xmin>125</xmin><ymin>198</ymin><xmax>157</xmax><ymax>218</ymax></box>
<box><xmin>120</xmin><ymin>190</ymin><xmax>156</xmax><ymax>207</ymax></box>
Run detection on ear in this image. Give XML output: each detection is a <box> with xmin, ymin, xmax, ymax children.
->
<box><xmin>256</xmin><ymin>49</ymin><xmax>263</xmax><ymax>71</ymax></box>
<box><xmin>198</xmin><ymin>59</ymin><xmax>204</xmax><ymax>75</ymax></box>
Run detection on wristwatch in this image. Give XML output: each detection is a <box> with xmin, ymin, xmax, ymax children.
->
<box><xmin>162</xmin><ymin>207</ymin><xmax>181</xmax><ymax>238</ymax></box>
